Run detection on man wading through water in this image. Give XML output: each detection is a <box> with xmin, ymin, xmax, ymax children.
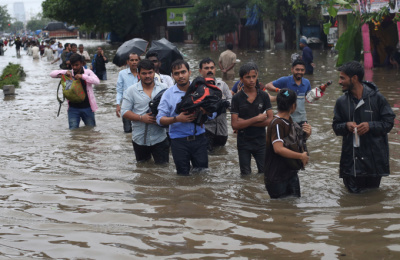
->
<box><xmin>50</xmin><ymin>53</ymin><xmax>100</xmax><ymax>129</ymax></box>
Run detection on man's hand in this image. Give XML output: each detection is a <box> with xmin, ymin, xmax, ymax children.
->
<box><xmin>116</xmin><ymin>105</ymin><xmax>121</xmax><ymax>117</ymax></box>
<box><xmin>74</xmin><ymin>74</ymin><xmax>82</xmax><ymax>80</ymax></box>
<box><xmin>141</xmin><ymin>112</ymin><xmax>156</xmax><ymax>124</ymax></box>
<box><xmin>177</xmin><ymin>112</ymin><xmax>196</xmax><ymax>123</ymax></box>
<box><xmin>65</xmin><ymin>71</ymin><xmax>72</xmax><ymax>77</ymax></box>
<box><xmin>355</xmin><ymin>122</ymin><xmax>370</xmax><ymax>136</ymax></box>
<box><xmin>255</xmin><ymin>113</ymin><xmax>268</xmax><ymax>122</ymax></box>
<box><xmin>300</xmin><ymin>152</ymin><xmax>309</xmax><ymax>166</ymax></box>
<box><xmin>346</xmin><ymin>122</ymin><xmax>357</xmax><ymax>133</ymax></box>
<box><xmin>302</xmin><ymin>122</ymin><xmax>312</xmax><ymax>137</ymax></box>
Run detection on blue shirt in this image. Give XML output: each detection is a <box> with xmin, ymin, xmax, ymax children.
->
<box><xmin>273</xmin><ymin>75</ymin><xmax>311</xmax><ymax>123</ymax></box>
<box><xmin>121</xmin><ymin>81</ymin><xmax>168</xmax><ymax>146</ymax></box>
<box><xmin>302</xmin><ymin>46</ymin><xmax>314</xmax><ymax>74</ymax></box>
<box><xmin>116</xmin><ymin>68</ymin><xmax>139</xmax><ymax>105</ymax></box>
<box><xmin>156</xmin><ymin>84</ymin><xmax>214</xmax><ymax>139</ymax></box>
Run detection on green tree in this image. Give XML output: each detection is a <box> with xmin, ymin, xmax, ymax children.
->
<box><xmin>186</xmin><ymin>0</ymin><xmax>247</xmax><ymax>44</ymax></box>
<box><xmin>42</xmin><ymin>0</ymin><xmax>142</xmax><ymax>39</ymax></box>
<box><xmin>10</xmin><ymin>21</ymin><xmax>24</xmax><ymax>33</ymax></box>
<box><xmin>26</xmin><ymin>13</ymin><xmax>52</xmax><ymax>31</ymax></box>
<box><xmin>0</xmin><ymin>5</ymin><xmax>12</xmax><ymax>32</ymax></box>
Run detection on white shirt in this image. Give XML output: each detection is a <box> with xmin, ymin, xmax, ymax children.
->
<box><xmin>32</xmin><ymin>46</ymin><xmax>40</xmax><ymax>59</ymax></box>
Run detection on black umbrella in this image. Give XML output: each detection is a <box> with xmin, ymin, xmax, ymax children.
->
<box><xmin>113</xmin><ymin>38</ymin><xmax>148</xmax><ymax>67</ymax></box>
<box><xmin>147</xmin><ymin>38</ymin><xmax>183</xmax><ymax>75</ymax></box>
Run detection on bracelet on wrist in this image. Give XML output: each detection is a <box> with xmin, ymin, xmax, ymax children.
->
<box><xmin>139</xmin><ymin>115</ymin><xmax>142</xmax><ymax>121</ymax></box>
<box><xmin>173</xmin><ymin>116</ymin><xmax>177</xmax><ymax>122</ymax></box>
<box><xmin>275</xmin><ymin>88</ymin><xmax>279</xmax><ymax>92</ymax></box>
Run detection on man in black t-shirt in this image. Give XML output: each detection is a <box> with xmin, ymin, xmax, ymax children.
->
<box><xmin>231</xmin><ymin>63</ymin><xmax>274</xmax><ymax>175</ymax></box>
<box><xmin>91</xmin><ymin>46</ymin><xmax>108</xmax><ymax>80</ymax></box>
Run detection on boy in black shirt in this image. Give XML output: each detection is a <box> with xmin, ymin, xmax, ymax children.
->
<box><xmin>231</xmin><ymin>63</ymin><xmax>274</xmax><ymax>175</ymax></box>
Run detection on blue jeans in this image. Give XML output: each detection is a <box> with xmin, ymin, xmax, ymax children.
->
<box><xmin>68</xmin><ymin>107</ymin><xmax>96</xmax><ymax>129</ymax></box>
<box><xmin>96</xmin><ymin>71</ymin><xmax>107</xmax><ymax>80</ymax></box>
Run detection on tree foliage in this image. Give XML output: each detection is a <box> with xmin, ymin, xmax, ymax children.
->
<box><xmin>42</xmin><ymin>0</ymin><xmax>142</xmax><ymax>38</ymax></box>
<box><xmin>186</xmin><ymin>0</ymin><xmax>323</xmax><ymax>44</ymax></box>
<box><xmin>186</xmin><ymin>0</ymin><xmax>247</xmax><ymax>44</ymax></box>
<box><xmin>0</xmin><ymin>5</ymin><xmax>12</xmax><ymax>31</ymax></box>
<box><xmin>10</xmin><ymin>21</ymin><xmax>24</xmax><ymax>33</ymax></box>
<box><xmin>26</xmin><ymin>13</ymin><xmax>52</xmax><ymax>31</ymax></box>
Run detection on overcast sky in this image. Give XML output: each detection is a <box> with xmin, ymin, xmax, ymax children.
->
<box><xmin>3</xmin><ymin>0</ymin><xmax>45</xmax><ymax>20</ymax></box>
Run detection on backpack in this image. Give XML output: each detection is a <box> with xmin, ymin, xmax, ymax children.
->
<box><xmin>272</xmin><ymin>117</ymin><xmax>308</xmax><ymax>170</ymax></box>
<box><xmin>148</xmin><ymin>88</ymin><xmax>167</xmax><ymax>116</ymax></box>
<box><xmin>175</xmin><ymin>77</ymin><xmax>229</xmax><ymax>125</ymax></box>
<box><xmin>59</xmin><ymin>74</ymin><xmax>86</xmax><ymax>103</ymax></box>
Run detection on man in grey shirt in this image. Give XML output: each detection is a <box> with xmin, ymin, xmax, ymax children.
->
<box><xmin>199</xmin><ymin>58</ymin><xmax>232</xmax><ymax>152</ymax></box>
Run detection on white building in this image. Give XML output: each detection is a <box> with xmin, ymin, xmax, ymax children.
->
<box><xmin>13</xmin><ymin>2</ymin><xmax>26</xmax><ymax>23</ymax></box>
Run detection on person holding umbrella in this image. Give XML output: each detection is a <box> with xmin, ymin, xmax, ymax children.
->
<box><xmin>116</xmin><ymin>53</ymin><xmax>141</xmax><ymax>133</ymax></box>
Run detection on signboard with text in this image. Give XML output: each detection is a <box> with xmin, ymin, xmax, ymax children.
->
<box><xmin>167</xmin><ymin>8</ymin><xmax>189</xmax><ymax>27</ymax></box>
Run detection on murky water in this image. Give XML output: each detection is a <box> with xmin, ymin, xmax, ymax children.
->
<box><xmin>1</xmin><ymin>39</ymin><xmax>400</xmax><ymax>259</ymax></box>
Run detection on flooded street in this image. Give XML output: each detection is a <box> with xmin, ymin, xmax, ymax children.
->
<box><xmin>1</xmin><ymin>39</ymin><xmax>400</xmax><ymax>259</ymax></box>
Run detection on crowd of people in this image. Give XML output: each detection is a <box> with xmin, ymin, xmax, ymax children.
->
<box><xmin>8</xmin><ymin>39</ymin><xmax>389</xmax><ymax>199</ymax></box>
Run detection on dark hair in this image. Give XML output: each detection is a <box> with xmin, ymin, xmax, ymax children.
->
<box><xmin>137</xmin><ymin>59</ymin><xmax>155</xmax><ymax>73</ymax></box>
<box><xmin>239</xmin><ymin>62</ymin><xmax>258</xmax><ymax>78</ymax></box>
<box><xmin>145</xmin><ymin>51</ymin><xmax>159</xmax><ymax>60</ymax></box>
<box><xmin>227</xmin><ymin>42</ymin><xmax>233</xmax><ymax>50</ymax></box>
<box><xmin>277</xmin><ymin>89</ymin><xmax>297</xmax><ymax>112</ymax></box>
<box><xmin>337</xmin><ymin>61</ymin><xmax>364</xmax><ymax>82</ymax></box>
<box><xmin>69</xmin><ymin>53</ymin><xmax>84</xmax><ymax>64</ymax></box>
<box><xmin>64</xmin><ymin>43</ymin><xmax>70</xmax><ymax>49</ymax></box>
<box><xmin>199</xmin><ymin>57</ymin><xmax>215</xmax><ymax>69</ymax></box>
<box><xmin>78</xmin><ymin>44</ymin><xmax>84</xmax><ymax>47</ymax></box>
<box><xmin>292</xmin><ymin>59</ymin><xmax>306</xmax><ymax>68</ymax></box>
<box><xmin>70</xmin><ymin>43</ymin><xmax>77</xmax><ymax>48</ymax></box>
<box><xmin>171</xmin><ymin>59</ymin><xmax>189</xmax><ymax>72</ymax></box>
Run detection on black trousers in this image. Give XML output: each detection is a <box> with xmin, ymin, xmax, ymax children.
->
<box><xmin>122</xmin><ymin>117</ymin><xmax>132</xmax><ymax>133</ymax></box>
<box><xmin>342</xmin><ymin>175</ymin><xmax>382</xmax><ymax>193</ymax></box>
<box><xmin>132</xmin><ymin>138</ymin><xmax>170</xmax><ymax>164</ymax></box>
<box><xmin>266</xmin><ymin>173</ymin><xmax>301</xmax><ymax>199</ymax></box>
<box><xmin>170</xmin><ymin>134</ymin><xmax>208</xmax><ymax>175</ymax></box>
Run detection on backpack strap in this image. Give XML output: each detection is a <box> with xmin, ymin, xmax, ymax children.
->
<box><xmin>56</xmin><ymin>79</ymin><xmax>65</xmax><ymax>117</ymax></box>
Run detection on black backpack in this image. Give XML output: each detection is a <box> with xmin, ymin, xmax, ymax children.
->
<box><xmin>175</xmin><ymin>77</ymin><xmax>229</xmax><ymax>125</ymax></box>
<box><xmin>148</xmin><ymin>88</ymin><xmax>167</xmax><ymax>116</ymax></box>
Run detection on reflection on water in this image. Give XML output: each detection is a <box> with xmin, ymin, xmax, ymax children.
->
<box><xmin>0</xmin><ymin>39</ymin><xmax>400</xmax><ymax>259</ymax></box>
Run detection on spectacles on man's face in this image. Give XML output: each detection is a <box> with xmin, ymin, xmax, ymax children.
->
<box><xmin>149</xmin><ymin>59</ymin><xmax>159</xmax><ymax>63</ymax></box>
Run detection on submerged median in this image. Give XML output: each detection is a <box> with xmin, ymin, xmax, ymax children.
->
<box><xmin>0</xmin><ymin>63</ymin><xmax>26</xmax><ymax>89</ymax></box>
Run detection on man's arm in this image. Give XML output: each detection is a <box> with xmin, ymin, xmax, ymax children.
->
<box><xmin>231</xmin><ymin>113</ymin><xmax>268</xmax><ymax>130</ymax></box>
<box><xmin>363</xmin><ymin>93</ymin><xmax>395</xmax><ymax>136</ymax></box>
<box><xmin>265</xmin><ymin>81</ymin><xmax>279</xmax><ymax>93</ymax></box>
<box><xmin>251</xmin><ymin>109</ymin><xmax>274</xmax><ymax>127</ymax></box>
<box><xmin>49</xmin><ymin>69</ymin><xmax>68</xmax><ymax>78</ymax></box>
<box><xmin>224</xmin><ymin>63</ymin><xmax>235</xmax><ymax>73</ymax></box>
<box><xmin>82</xmin><ymin>71</ymin><xmax>100</xmax><ymax>85</ymax></box>
<box><xmin>115</xmin><ymin>73</ymin><xmax>124</xmax><ymax>117</ymax></box>
<box><xmin>332</xmin><ymin>100</ymin><xmax>352</xmax><ymax>136</ymax></box>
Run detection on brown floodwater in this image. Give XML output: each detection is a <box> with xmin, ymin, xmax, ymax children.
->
<box><xmin>1</xmin><ymin>39</ymin><xmax>400</xmax><ymax>259</ymax></box>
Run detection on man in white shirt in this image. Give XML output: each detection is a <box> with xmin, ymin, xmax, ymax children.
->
<box><xmin>77</xmin><ymin>44</ymin><xmax>91</xmax><ymax>62</ymax></box>
<box><xmin>145</xmin><ymin>51</ymin><xmax>174</xmax><ymax>87</ymax></box>
<box><xmin>31</xmin><ymin>42</ymin><xmax>40</xmax><ymax>59</ymax></box>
